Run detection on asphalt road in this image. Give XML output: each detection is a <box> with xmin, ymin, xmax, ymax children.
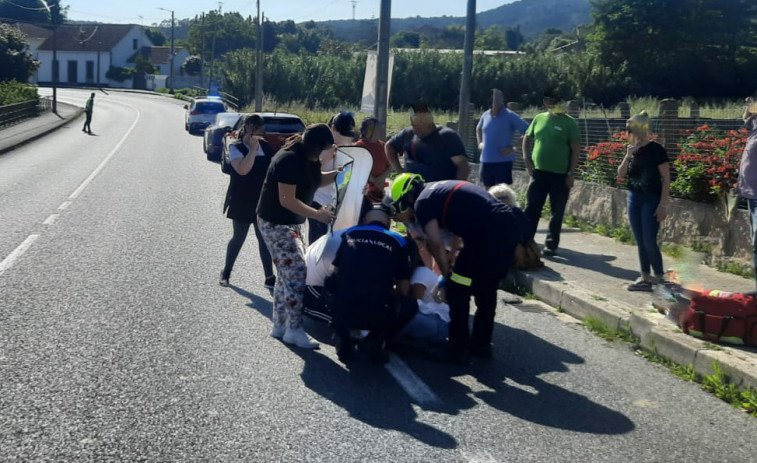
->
<box><xmin>2</xmin><ymin>89</ymin><xmax>757</xmax><ymax>462</ymax></box>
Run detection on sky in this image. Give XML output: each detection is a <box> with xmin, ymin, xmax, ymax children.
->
<box><xmin>61</xmin><ymin>0</ymin><xmax>516</xmax><ymax>25</ymax></box>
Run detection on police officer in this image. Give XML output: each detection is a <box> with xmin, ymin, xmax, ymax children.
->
<box><xmin>390</xmin><ymin>173</ymin><xmax>529</xmax><ymax>364</ymax></box>
<box><xmin>331</xmin><ymin>204</ymin><xmax>417</xmax><ymax>364</ymax></box>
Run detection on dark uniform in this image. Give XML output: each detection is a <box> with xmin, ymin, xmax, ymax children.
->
<box><xmin>414</xmin><ymin>180</ymin><xmax>528</xmax><ymax>353</ymax></box>
<box><xmin>332</xmin><ymin>224</ymin><xmax>417</xmax><ymax>352</ymax></box>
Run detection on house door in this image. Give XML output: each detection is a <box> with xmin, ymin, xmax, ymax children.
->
<box><xmin>67</xmin><ymin>60</ymin><xmax>77</xmax><ymax>83</ymax></box>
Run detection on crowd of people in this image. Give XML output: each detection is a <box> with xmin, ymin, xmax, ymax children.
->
<box><xmin>217</xmin><ymin>87</ymin><xmax>692</xmax><ymax>364</ymax></box>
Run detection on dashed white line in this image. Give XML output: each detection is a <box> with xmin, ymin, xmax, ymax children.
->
<box><xmin>385</xmin><ymin>353</ymin><xmax>443</xmax><ymax>407</ymax></box>
<box><xmin>58</xmin><ymin>201</ymin><xmax>72</xmax><ymax>210</ymax></box>
<box><xmin>43</xmin><ymin>214</ymin><xmax>58</xmax><ymax>225</ymax></box>
<box><xmin>0</xmin><ymin>234</ymin><xmax>39</xmax><ymax>276</ymax></box>
<box><xmin>69</xmin><ymin>105</ymin><xmax>141</xmax><ymax>200</ymax></box>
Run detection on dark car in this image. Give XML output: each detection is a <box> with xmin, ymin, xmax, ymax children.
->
<box><xmin>203</xmin><ymin>112</ymin><xmax>242</xmax><ymax>160</ymax></box>
<box><xmin>221</xmin><ymin>112</ymin><xmax>306</xmax><ymax>172</ymax></box>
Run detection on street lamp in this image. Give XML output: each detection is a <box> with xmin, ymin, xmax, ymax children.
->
<box><xmin>157</xmin><ymin>7</ymin><xmax>175</xmax><ymax>92</ymax></box>
<box><xmin>39</xmin><ymin>0</ymin><xmax>60</xmax><ymax>113</ymax></box>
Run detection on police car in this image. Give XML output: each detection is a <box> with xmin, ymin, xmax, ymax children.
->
<box><xmin>184</xmin><ymin>96</ymin><xmax>226</xmax><ymax>134</ymax></box>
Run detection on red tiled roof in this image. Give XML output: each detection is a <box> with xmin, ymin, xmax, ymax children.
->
<box><xmin>13</xmin><ymin>23</ymin><xmax>53</xmax><ymax>42</ymax></box>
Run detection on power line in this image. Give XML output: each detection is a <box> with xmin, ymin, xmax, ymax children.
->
<box><xmin>1</xmin><ymin>0</ymin><xmax>48</xmax><ymax>11</ymax></box>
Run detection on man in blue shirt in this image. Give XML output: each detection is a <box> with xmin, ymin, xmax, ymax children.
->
<box><xmin>476</xmin><ymin>89</ymin><xmax>530</xmax><ymax>187</ymax></box>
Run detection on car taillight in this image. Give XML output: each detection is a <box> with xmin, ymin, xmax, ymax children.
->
<box><xmin>190</xmin><ymin>111</ymin><xmax>201</xmax><ymax>115</ymax></box>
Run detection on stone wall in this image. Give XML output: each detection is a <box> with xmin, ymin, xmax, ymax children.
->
<box><xmin>482</xmin><ymin>168</ymin><xmax>753</xmax><ymax>264</ymax></box>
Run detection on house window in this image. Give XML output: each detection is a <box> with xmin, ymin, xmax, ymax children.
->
<box><xmin>86</xmin><ymin>61</ymin><xmax>94</xmax><ymax>81</ymax></box>
<box><xmin>133</xmin><ymin>38</ymin><xmax>138</xmax><ymax>50</ymax></box>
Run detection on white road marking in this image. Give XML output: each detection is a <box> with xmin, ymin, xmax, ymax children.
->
<box><xmin>43</xmin><ymin>214</ymin><xmax>58</xmax><ymax>225</ymax></box>
<box><xmin>69</xmin><ymin>103</ymin><xmax>141</xmax><ymax>200</ymax></box>
<box><xmin>58</xmin><ymin>201</ymin><xmax>72</xmax><ymax>210</ymax></box>
<box><xmin>0</xmin><ymin>234</ymin><xmax>39</xmax><ymax>276</ymax></box>
<box><xmin>385</xmin><ymin>353</ymin><xmax>442</xmax><ymax>407</ymax></box>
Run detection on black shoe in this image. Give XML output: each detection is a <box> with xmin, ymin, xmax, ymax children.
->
<box><xmin>359</xmin><ymin>333</ymin><xmax>389</xmax><ymax>365</ymax></box>
<box><xmin>333</xmin><ymin>332</ymin><xmax>355</xmax><ymax>363</ymax></box>
<box><xmin>426</xmin><ymin>344</ymin><xmax>470</xmax><ymax>365</ymax></box>
<box><xmin>219</xmin><ymin>271</ymin><xmax>229</xmax><ymax>287</ymax></box>
<box><xmin>264</xmin><ymin>275</ymin><xmax>276</xmax><ymax>289</ymax></box>
<box><xmin>542</xmin><ymin>247</ymin><xmax>556</xmax><ymax>257</ymax></box>
<box><xmin>470</xmin><ymin>344</ymin><xmax>493</xmax><ymax>359</ymax></box>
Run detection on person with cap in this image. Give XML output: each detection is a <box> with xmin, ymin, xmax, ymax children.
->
<box><xmin>219</xmin><ymin>114</ymin><xmax>276</xmax><ymax>289</ymax></box>
<box><xmin>309</xmin><ymin>111</ymin><xmax>357</xmax><ymax>244</ymax></box>
<box><xmin>385</xmin><ymin>103</ymin><xmax>470</xmax><ymax>183</ymax></box>
<box><xmin>389</xmin><ymin>173</ymin><xmax>529</xmax><ymax>364</ymax></box>
<box><xmin>256</xmin><ymin>123</ymin><xmax>341</xmax><ymax>349</ymax></box>
<box><xmin>521</xmin><ymin>89</ymin><xmax>581</xmax><ymax>257</ymax></box>
<box><xmin>476</xmin><ymin>89</ymin><xmax>530</xmax><ymax>188</ymax></box>
<box><xmin>330</xmin><ymin>203</ymin><xmax>418</xmax><ymax>364</ymax></box>
<box><xmin>83</xmin><ymin>92</ymin><xmax>95</xmax><ymax>134</ymax></box>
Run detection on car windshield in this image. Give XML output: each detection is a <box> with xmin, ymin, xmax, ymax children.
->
<box><xmin>194</xmin><ymin>102</ymin><xmax>225</xmax><ymax>114</ymax></box>
<box><xmin>214</xmin><ymin>113</ymin><xmax>240</xmax><ymax>127</ymax></box>
<box><xmin>264</xmin><ymin>117</ymin><xmax>306</xmax><ymax>134</ymax></box>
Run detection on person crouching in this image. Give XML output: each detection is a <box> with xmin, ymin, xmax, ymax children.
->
<box><xmin>331</xmin><ymin>204</ymin><xmax>418</xmax><ymax>364</ymax></box>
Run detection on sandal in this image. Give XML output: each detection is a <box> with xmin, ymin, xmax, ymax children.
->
<box><xmin>627</xmin><ymin>278</ymin><xmax>653</xmax><ymax>292</ymax></box>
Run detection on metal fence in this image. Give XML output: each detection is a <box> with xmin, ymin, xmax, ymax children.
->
<box><xmin>0</xmin><ymin>97</ymin><xmax>53</xmax><ymax>130</ymax></box>
<box><xmin>469</xmin><ymin>100</ymin><xmax>747</xmax><ymax>206</ymax></box>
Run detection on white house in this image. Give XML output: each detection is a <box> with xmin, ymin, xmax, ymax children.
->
<box><xmin>35</xmin><ymin>24</ymin><xmax>154</xmax><ymax>89</ymax></box>
<box><xmin>13</xmin><ymin>23</ymin><xmax>53</xmax><ymax>84</ymax></box>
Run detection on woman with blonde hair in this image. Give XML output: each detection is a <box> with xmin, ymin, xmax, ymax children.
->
<box><xmin>617</xmin><ymin>111</ymin><xmax>671</xmax><ymax>291</ymax></box>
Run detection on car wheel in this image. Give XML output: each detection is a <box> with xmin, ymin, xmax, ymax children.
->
<box><xmin>203</xmin><ymin>138</ymin><xmax>207</xmax><ymax>153</ymax></box>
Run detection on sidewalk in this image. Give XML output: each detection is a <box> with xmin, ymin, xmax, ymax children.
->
<box><xmin>0</xmin><ymin>102</ymin><xmax>83</xmax><ymax>155</ymax></box>
<box><xmin>516</xmin><ymin>220</ymin><xmax>757</xmax><ymax>390</ymax></box>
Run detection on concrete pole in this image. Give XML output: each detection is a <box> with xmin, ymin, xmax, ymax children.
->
<box><xmin>373</xmin><ymin>0</ymin><xmax>391</xmax><ymax>138</ymax></box>
<box><xmin>255</xmin><ymin>0</ymin><xmax>263</xmax><ymax>111</ymax></box>
<box><xmin>169</xmin><ymin>10</ymin><xmax>175</xmax><ymax>91</ymax></box>
<box><xmin>458</xmin><ymin>0</ymin><xmax>475</xmax><ymax>154</ymax></box>
<box><xmin>200</xmin><ymin>13</ymin><xmax>205</xmax><ymax>88</ymax></box>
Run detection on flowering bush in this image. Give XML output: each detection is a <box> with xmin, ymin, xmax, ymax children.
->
<box><xmin>581</xmin><ymin>131</ymin><xmax>628</xmax><ymax>187</ymax></box>
<box><xmin>671</xmin><ymin>125</ymin><xmax>746</xmax><ymax>202</ymax></box>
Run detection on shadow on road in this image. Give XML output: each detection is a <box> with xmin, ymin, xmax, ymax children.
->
<box><xmin>537</xmin><ymin>248</ymin><xmax>640</xmax><ymax>282</ymax></box>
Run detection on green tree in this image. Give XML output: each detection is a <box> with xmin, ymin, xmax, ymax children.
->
<box><xmin>475</xmin><ymin>26</ymin><xmax>507</xmax><ymax>51</ymax></box>
<box><xmin>391</xmin><ymin>31</ymin><xmax>423</xmax><ymax>48</ymax></box>
<box><xmin>184</xmin><ymin>11</ymin><xmax>257</xmax><ymax>60</ymax></box>
<box><xmin>0</xmin><ymin>24</ymin><xmax>39</xmax><ymax>82</ymax></box>
<box><xmin>142</xmin><ymin>27</ymin><xmax>167</xmax><ymax>46</ymax></box>
<box><xmin>0</xmin><ymin>0</ymin><xmax>67</xmax><ymax>24</ymax></box>
<box><xmin>181</xmin><ymin>55</ymin><xmax>202</xmax><ymax>76</ymax></box>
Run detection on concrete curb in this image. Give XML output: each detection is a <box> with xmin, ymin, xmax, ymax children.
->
<box><xmin>0</xmin><ymin>102</ymin><xmax>84</xmax><ymax>156</ymax></box>
<box><xmin>515</xmin><ymin>270</ymin><xmax>757</xmax><ymax>391</ymax></box>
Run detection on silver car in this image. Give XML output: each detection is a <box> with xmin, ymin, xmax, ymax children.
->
<box><xmin>184</xmin><ymin>97</ymin><xmax>226</xmax><ymax>134</ymax></box>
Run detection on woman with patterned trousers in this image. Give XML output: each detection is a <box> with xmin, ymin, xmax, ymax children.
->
<box><xmin>256</xmin><ymin>124</ymin><xmax>339</xmax><ymax>348</ymax></box>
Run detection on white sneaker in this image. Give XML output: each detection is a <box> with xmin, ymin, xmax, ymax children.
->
<box><xmin>283</xmin><ymin>327</ymin><xmax>319</xmax><ymax>349</ymax></box>
<box><xmin>271</xmin><ymin>324</ymin><xmax>286</xmax><ymax>339</ymax></box>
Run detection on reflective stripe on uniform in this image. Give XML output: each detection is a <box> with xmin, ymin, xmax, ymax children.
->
<box><xmin>450</xmin><ymin>272</ymin><xmax>472</xmax><ymax>287</ymax></box>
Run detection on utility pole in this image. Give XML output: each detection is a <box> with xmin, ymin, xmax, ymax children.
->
<box><xmin>373</xmin><ymin>0</ymin><xmax>391</xmax><ymax>137</ymax></box>
<box><xmin>158</xmin><ymin>8</ymin><xmax>175</xmax><ymax>91</ymax></box>
<box><xmin>351</xmin><ymin>0</ymin><xmax>357</xmax><ymax>20</ymax></box>
<box><xmin>458</xmin><ymin>0</ymin><xmax>475</xmax><ymax>155</ymax></box>
<box><xmin>200</xmin><ymin>13</ymin><xmax>205</xmax><ymax>88</ymax></box>
<box><xmin>255</xmin><ymin>0</ymin><xmax>263</xmax><ymax>111</ymax></box>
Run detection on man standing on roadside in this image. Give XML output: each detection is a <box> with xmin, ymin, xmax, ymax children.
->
<box><xmin>82</xmin><ymin>92</ymin><xmax>95</xmax><ymax>134</ymax></box>
<box><xmin>385</xmin><ymin>103</ymin><xmax>469</xmax><ymax>182</ymax></box>
<box><xmin>738</xmin><ymin>95</ymin><xmax>757</xmax><ymax>290</ymax></box>
<box><xmin>476</xmin><ymin>89</ymin><xmax>530</xmax><ymax>188</ymax></box>
<box><xmin>522</xmin><ymin>89</ymin><xmax>580</xmax><ymax>257</ymax></box>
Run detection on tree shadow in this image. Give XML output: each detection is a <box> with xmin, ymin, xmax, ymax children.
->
<box><xmin>541</xmin><ymin>247</ymin><xmax>640</xmax><ymax>282</ymax></box>
<box><xmin>403</xmin><ymin>322</ymin><xmax>635</xmax><ymax>435</ymax></box>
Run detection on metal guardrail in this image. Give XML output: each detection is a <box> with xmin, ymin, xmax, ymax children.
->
<box><xmin>0</xmin><ymin>97</ymin><xmax>52</xmax><ymax>130</ymax></box>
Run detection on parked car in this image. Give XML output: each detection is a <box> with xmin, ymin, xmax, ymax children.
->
<box><xmin>203</xmin><ymin>112</ymin><xmax>242</xmax><ymax>160</ymax></box>
<box><xmin>221</xmin><ymin>112</ymin><xmax>306</xmax><ymax>173</ymax></box>
<box><xmin>184</xmin><ymin>97</ymin><xmax>226</xmax><ymax>134</ymax></box>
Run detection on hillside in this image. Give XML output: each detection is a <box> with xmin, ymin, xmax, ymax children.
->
<box><xmin>318</xmin><ymin>0</ymin><xmax>592</xmax><ymax>43</ymax></box>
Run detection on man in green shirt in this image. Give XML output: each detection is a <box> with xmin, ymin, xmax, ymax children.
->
<box><xmin>521</xmin><ymin>89</ymin><xmax>581</xmax><ymax>256</ymax></box>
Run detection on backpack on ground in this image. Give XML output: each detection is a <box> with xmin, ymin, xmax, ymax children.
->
<box><xmin>681</xmin><ymin>290</ymin><xmax>757</xmax><ymax>346</ymax></box>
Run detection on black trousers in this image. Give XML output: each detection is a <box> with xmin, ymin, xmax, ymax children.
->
<box><xmin>332</xmin><ymin>293</ymin><xmax>418</xmax><ymax>341</ymax></box>
<box><xmin>222</xmin><ymin>219</ymin><xmax>274</xmax><ymax>280</ymax></box>
<box><xmin>446</xmin><ymin>213</ymin><xmax>516</xmax><ymax>351</ymax></box>
<box><xmin>524</xmin><ymin>169</ymin><xmax>569</xmax><ymax>251</ymax></box>
<box><xmin>83</xmin><ymin>112</ymin><xmax>92</xmax><ymax>133</ymax></box>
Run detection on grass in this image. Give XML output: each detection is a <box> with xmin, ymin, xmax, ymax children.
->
<box><xmin>555</xmin><ymin>306</ymin><xmax>565</xmax><ymax>313</ymax></box>
<box><xmin>662</xmin><ymin>244</ymin><xmax>685</xmax><ymax>259</ymax></box>
<box><xmin>580</xmin><ymin>316</ymin><xmax>757</xmax><ymax>417</ymax></box>
<box><xmin>523</xmin><ymin>292</ymin><xmax>539</xmax><ymax>300</ymax></box>
<box><xmin>590</xmin><ymin>294</ymin><xmax>608</xmax><ymax>302</ymax></box>
<box><xmin>716</xmin><ymin>260</ymin><xmax>756</xmax><ymax>279</ymax></box>
<box><xmin>702</xmin><ymin>342</ymin><xmax>723</xmax><ymax>351</ymax></box>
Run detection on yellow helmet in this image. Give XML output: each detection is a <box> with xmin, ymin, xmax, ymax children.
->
<box><xmin>390</xmin><ymin>173</ymin><xmax>425</xmax><ymax>214</ymax></box>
